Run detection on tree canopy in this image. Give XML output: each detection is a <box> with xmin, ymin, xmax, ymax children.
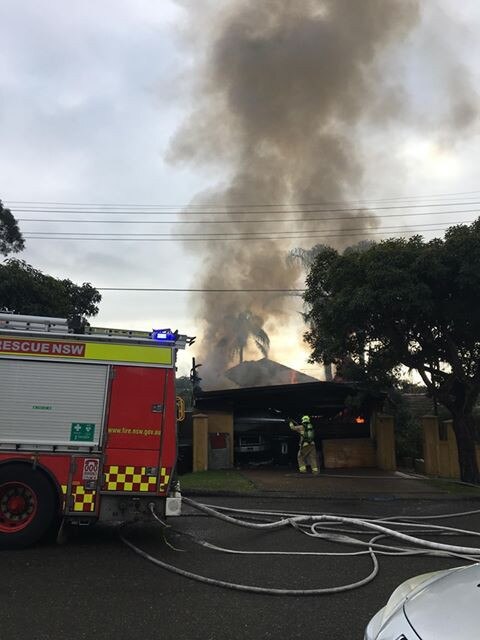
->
<box><xmin>0</xmin><ymin>259</ymin><xmax>101</xmax><ymax>331</ymax></box>
<box><xmin>218</xmin><ymin>310</ymin><xmax>270</xmax><ymax>363</ymax></box>
<box><xmin>288</xmin><ymin>241</ymin><xmax>376</xmax><ymax>380</ymax></box>
<box><xmin>0</xmin><ymin>201</ymin><xmax>24</xmax><ymax>256</ymax></box>
<box><xmin>304</xmin><ymin>218</ymin><xmax>480</xmax><ymax>483</ymax></box>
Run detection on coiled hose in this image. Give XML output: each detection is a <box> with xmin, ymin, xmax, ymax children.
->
<box><xmin>119</xmin><ymin>496</ymin><xmax>480</xmax><ymax>596</ymax></box>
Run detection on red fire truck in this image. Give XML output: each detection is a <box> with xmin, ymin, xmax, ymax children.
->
<box><xmin>0</xmin><ymin>313</ymin><xmax>193</xmax><ymax>548</ymax></box>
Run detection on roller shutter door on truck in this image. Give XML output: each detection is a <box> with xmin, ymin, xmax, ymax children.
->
<box><xmin>0</xmin><ymin>359</ymin><xmax>109</xmax><ymax>447</ymax></box>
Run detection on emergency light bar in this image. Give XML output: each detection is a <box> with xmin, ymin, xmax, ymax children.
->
<box><xmin>86</xmin><ymin>325</ymin><xmax>195</xmax><ymax>348</ymax></box>
<box><xmin>152</xmin><ymin>329</ymin><xmax>178</xmax><ymax>342</ymax></box>
<box><xmin>0</xmin><ymin>313</ymin><xmax>196</xmax><ymax>349</ymax></box>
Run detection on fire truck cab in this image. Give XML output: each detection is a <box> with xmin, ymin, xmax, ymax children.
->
<box><xmin>0</xmin><ymin>313</ymin><xmax>193</xmax><ymax>549</ymax></box>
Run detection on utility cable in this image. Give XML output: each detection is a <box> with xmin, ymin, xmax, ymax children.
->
<box><xmin>94</xmin><ymin>287</ymin><xmax>305</xmax><ymax>292</ymax></box>
<box><xmin>13</xmin><ymin>207</ymin><xmax>480</xmax><ymax>225</ymax></box>
<box><xmin>9</xmin><ymin>201</ymin><xmax>480</xmax><ymax>216</ymax></box>
<box><xmin>19</xmin><ymin>220</ymin><xmax>474</xmax><ymax>235</ymax></box>
<box><xmin>15</xmin><ymin>208</ymin><xmax>480</xmax><ymax>223</ymax></box>
<box><xmin>21</xmin><ymin>224</ymin><xmax>464</xmax><ymax>242</ymax></box>
<box><xmin>6</xmin><ymin>188</ymin><xmax>480</xmax><ymax>208</ymax></box>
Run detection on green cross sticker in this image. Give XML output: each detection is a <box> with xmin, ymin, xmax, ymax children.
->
<box><xmin>70</xmin><ymin>423</ymin><xmax>95</xmax><ymax>442</ymax></box>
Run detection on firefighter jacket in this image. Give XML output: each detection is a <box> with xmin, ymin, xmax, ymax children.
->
<box><xmin>289</xmin><ymin>420</ymin><xmax>315</xmax><ymax>447</ymax></box>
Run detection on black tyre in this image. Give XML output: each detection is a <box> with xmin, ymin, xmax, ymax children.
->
<box><xmin>0</xmin><ymin>465</ymin><xmax>58</xmax><ymax>549</ymax></box>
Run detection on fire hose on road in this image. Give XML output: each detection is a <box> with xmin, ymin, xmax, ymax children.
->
<box><xmin>120</xmin><ymin>496</ymin><xmax>480</xmax><ymax>596</ymax></box>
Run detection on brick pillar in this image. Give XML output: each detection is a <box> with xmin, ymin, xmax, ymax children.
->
<box><xmin>193</xmin><ymin>413</ymin><xmax>209</xmax><ymax>472</ymax></box>
<box><xmin>445</xmin><ymin>420</ymin><xmax>460</xmax><ymax>479</ymax></box>
<box><xmin>422</xmin><ymin>416</ymin><xmax>439</xmax><ymax>476</ymax></box>
<box><xmin>206</xmin><ymin>411</ymin><xmax>234</xmax><ymax>466</ymax></box>
<box><xmin>375</xmin><ymin>414</ymin><xmax>396</xmax><ymax>471</ymax></box>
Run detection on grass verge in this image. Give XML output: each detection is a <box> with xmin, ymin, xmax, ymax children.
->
<box><xmin>179</xmin><ymin>469</ymin><xmax>256</xmax><ymax>494</ymax></box>
<box><xmin>424</xmin><ymin>478</ymin><xmax>480</xmax><ymax>496</ymax></box>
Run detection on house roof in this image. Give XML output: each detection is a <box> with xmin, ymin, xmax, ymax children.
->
<box><xmin>225</xmin><ymin>357</ymin><xmax>319</xmax><ymax>388</ymax></box>
<box><xmin>402</xmin><ymin>392</ymin><xmax>480</xmax><ymax>421</ymax></box>
<box><xmin>401</xmin><ymin>393</ymin><xmax>439</xmax><ymax>418</ymax></box>
<box><xmin>195</xmin><ymin>380</ymin><xmax>384</xmax><ymax>416</ymax></box>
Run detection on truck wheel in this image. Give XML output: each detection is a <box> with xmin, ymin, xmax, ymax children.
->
<box><xmin>0</xmin><ymin>465</ymin><xmax>57</xmax><ymax>549</ymax></box>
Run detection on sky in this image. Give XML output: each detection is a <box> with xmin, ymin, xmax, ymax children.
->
<box><xmin>1</xmin><ymin>0</ymin><xmax>479</xmax><ymax>379</ymax></box>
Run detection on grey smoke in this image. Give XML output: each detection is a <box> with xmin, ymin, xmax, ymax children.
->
<box><xmin>168</xmin><ymin>0</ymin><xmax>476</xmax><ymax>387</ymax></box>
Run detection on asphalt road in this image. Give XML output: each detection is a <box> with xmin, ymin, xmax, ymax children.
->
<box><xmin>2</xmin><ymin>496</ymin><xmax>480</xmax><ymax>640</ymax></box>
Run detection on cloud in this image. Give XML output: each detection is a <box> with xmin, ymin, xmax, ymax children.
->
<box><xmin>0</xmin><ymin>0</ymin><xmax>479</xmax><ymax>383</ymax></box>
<box><xmin>0</xmin><ymin>0</ymin><xmax>202</xmax><ymax>343</ymax></box>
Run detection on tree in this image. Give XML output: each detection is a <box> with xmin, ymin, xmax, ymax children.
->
<box><xmin>219</xmin><ymin>310</ymin><xmax>270</xmax><ymax>363</ymax></box>
<box><xmin>0</xmin><ymin>259</ymin><xmax>101</xmax><ymax>330</ymax></box>
<box><xmin>287</xmin><ymin>240</ymin><xmax>375</xmax><ymax>270</ymax></box>
<box><xmin>391</xmin><ymin>391</ymin><xmax>423</xmax><ymax>465</ymax></box>
<box><xmin>0</xmin><ymin>201</ymin><xmax>24</xmax><ymax>256</ymax></box>
<box><xmin>287</xmin><ymin>244</ymin><xmax>333</xmax><ymax>379</ymax></box>
<box><xmin>287</xmin><ymin>244</ymin><xmax>329</xmax><ymax>271</ymax></box>
<box><xmin>304</xmin><ymin>219</ymin><xmax>480</xmax><ymax>484</ymax></box>
<box><xmin>288</xmin><ymin>241</ymin><xmax>374</xmax><ymax>380</ymax></box>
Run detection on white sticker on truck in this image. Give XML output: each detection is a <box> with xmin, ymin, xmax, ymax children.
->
<box><xmin>83</xmin><ymin>458</ymin><xmax>100</xmax><ymax>481</ymax></box>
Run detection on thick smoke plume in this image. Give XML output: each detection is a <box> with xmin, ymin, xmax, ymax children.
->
<box><xmin>168</xmin><ymin>0</ymin><xmax>473</xmax><ymax>387</ymax></box>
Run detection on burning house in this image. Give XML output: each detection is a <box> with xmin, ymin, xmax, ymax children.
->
<box><xmin>190</xmin><ymin>381</ymin><xmax>390</xmax><ymax>471</ymax></box>
<box><xmin>170</xmin><ymin>1</ymin><xmax>476</xmax><ymax>473</ymax></box>
<box><xmin>225</xmin><ymin>358</ymin><xmax>319</xmax><ymax>388</ymax></box>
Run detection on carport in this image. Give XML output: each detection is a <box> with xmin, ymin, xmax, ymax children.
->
<box><xmin>191</xmin><ymin>381</ymin><xmax>395</xmax><ymax>473</ymax></box>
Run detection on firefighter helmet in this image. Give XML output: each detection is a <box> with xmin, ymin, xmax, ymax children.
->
<box><xmin>301</xmin><ymin>415</ymin><xmax>310</xmax><ymax>423</ymax></box>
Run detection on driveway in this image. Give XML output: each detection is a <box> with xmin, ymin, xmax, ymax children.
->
<box><xmin>238</xmin><ymin>467</ymin><xmax>472</xmax><ymax>499</ymax></box>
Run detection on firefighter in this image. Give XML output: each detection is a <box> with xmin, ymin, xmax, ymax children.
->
<box><xmin>289</xmin><ymin>415</ymin><xmax>319</xmax><ymax>475</ymax></box>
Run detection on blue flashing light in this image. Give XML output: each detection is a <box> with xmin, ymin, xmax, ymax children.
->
<box><xmin>152</xmin><ymin>328</ymin><xmax>176</xmax><ymax>342</ymax></box>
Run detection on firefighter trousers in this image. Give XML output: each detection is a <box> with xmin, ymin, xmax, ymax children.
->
<box><xmin>297</xmin><ymin>443</ymin><xmax>319</xmax><ymax>474</ymax></box>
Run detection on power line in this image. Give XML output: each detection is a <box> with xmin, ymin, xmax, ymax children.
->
<box><xmin>15</xmin><ymin>207</ymin><xmax>480</xmax><ymax>225</ymax></box>
<box><xmin>22</xmin><ymin>226</ymin><xmax>458</xmax><ymax>242</ymax></box>
<box><xmin>21</xmin><ymin>220</ymin><xmax>473</xmax><ymax>239</ymax></box>
<box><xmin>5</xmin><ymin>188</ymin><xmax>480</xmax><ymax>208</ymax></box>
<box><xmin>9</xmin><ymin>200</ymin><xmax>480</xmax><ymax>216</ymax></box>
<box><xmin>96</xmin><ymin>287</ymin><xmax>306</xmax><ymax>292</ymax></box>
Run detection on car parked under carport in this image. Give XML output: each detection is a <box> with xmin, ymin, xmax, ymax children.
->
<box><xmin>193</xmin><ymin>381</ymin><xmax>384</xmax><ymax>471</ymax></box>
